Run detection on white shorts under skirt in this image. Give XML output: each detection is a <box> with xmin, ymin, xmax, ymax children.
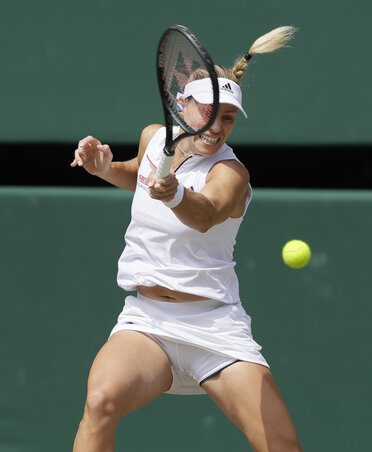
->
<box><xmin>110</xmin><ymin>293</ymin><xmax>269</xmax><ymax>395</ymax></box>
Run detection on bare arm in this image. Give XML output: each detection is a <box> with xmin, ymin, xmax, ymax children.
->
<box><xmin>71</xmin><ymin>124</ymin><xmax>162</xmax><ymax>191</ymax></box>
<box><xmin>148</xmin><ymin>159</ymin><xmax>249</xmax><ymax>232</ymax></box>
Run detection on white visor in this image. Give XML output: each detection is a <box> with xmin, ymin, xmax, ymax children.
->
<box><xmin>182</xmin><ymin>77</ymin><xmax>247</xmax><ymax>118</ymax></box>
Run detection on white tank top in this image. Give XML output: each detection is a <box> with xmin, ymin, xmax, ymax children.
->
<box><xmin>117</xmin><ymin>126</ymin><xmax>252</xmax><ymax>304</ymax></box>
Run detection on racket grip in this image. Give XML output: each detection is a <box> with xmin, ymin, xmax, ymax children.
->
<box><xmin>156</xmin><ymin>154</ymin><xmax>174</xmax><ymax>179</ymax></box>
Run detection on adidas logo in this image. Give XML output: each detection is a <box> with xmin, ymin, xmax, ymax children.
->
<box><xmin>221</xmin><ymin>82</ymin><xmax>234</xmax><ymax>93</ymax></box>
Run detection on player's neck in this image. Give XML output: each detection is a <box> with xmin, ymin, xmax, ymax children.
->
<box><xmin>172</xmin><ymin>144</ymin><xmax>194</xmax><ymax>168</ymax></box>
<box><xmin>178</xmin><ymin>143</ymin><xmax>193</xmax><ymax>158</ymax></box>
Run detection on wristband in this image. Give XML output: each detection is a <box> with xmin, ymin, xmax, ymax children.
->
<box><xmin>163</xmin><ymin>182</ymin><xmax>184</xmax><ymax>209</ymax></box>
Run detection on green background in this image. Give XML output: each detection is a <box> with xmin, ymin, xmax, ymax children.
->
<box><xmin>1</xmin><ymin>0</ymin><xmax>371</xmax><ymax>450</ymax></box>
<box><xmin>1</xmin><ymin>0</ymin><xmax>371</xmax><ymax>144</ymax></box>
<box><xmin>1</xmin><ymin>187</ymin><xmax>371</xmax><ymax>451</ymax></box>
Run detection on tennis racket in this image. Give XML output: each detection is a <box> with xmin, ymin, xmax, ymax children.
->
<box><xmin>156</xmin><ymin>25</ymin><xmax>219</xmax><ymax>179</ymax></box>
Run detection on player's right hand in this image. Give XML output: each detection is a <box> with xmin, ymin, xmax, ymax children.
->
<box><xmin>71</xmin><ymin>135</ymin><xmax>113</xmax><ymax>177</ymax></box>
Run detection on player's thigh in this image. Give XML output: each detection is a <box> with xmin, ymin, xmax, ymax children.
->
<box><xmin>86</xmin><ymin>330</ymin><xmax>172</xmax><ymax>417</ymax></box>
<box><xmin>201</xmin><ymin>361</ymin><xmax>302</xmax><ymax>452</ymax></box>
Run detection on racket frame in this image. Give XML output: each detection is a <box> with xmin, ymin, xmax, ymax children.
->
<box><xmin>156</xmin><ymin>25</ymin><xmax>219</xmax><ymax>164</ymax></box>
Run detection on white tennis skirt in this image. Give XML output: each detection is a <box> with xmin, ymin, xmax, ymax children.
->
<box><xmin>110</xmin><ymin>293</ymin><xmax>269</xmax><ymax>394</ymax></box>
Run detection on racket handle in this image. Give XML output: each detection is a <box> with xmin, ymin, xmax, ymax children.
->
<box><xmin>156</xmin><ymin>153</ymin><xmax>174</xmax><ymax>179</ymax></box>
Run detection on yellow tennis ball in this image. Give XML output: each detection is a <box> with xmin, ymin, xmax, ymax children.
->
<box><xmin>282</xmin><ymin>240</ymin><xmax>311</xmax><ymax>269</ymax></box>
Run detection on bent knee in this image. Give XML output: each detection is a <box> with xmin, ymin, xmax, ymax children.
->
<box><xmin>245</xmin><ymin>428</ymin><xmax>302</xmax><ymax>452</ymax></box>
<box><xmin>84</xmin><ymin>388</ymin><xmax>125</xmax><ymax>426</ymax></box>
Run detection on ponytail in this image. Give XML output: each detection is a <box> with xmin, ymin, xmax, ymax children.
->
<box><xmin>188</xmin><ymin>26</ymin><xmax>297</xmax><ymax>88</ymax></box>
<box><xmin>232</xmin><ymin>26</ymin><xmax>297</xmax><ymax>84</ymax></box>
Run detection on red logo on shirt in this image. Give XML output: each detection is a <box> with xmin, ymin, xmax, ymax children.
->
<box><xmin>139</xmin><ymin>174</ymin><xmax>149</xmax><ymax>186</ymax></box>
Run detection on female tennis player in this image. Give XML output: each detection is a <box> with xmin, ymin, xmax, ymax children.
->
<box><xmin>71</xmin><ymin>26</ymin><xmax>303</xmax><ymax>452</ymax></box>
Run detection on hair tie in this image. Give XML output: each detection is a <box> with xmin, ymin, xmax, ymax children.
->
<box><xmin>244</xmin><ymin>52</ymin><xmax>253</xmax><ymax>61</ymax></box>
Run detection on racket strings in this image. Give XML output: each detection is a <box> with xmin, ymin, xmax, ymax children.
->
<box><xmin>159</xmin><ymin>30</ymin><xmax>216</xmax><ymax>132</ymax></box>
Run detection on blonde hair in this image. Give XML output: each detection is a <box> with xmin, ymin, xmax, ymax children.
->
<box><xmin>232</xmin><ymin>26</ymin><xmax>297</xmax><ymax>83</ymax></box>
<box><xmin>190</xmin><ymin>26</ymin><xmax>297</xmax><ymax>85</ymax></box>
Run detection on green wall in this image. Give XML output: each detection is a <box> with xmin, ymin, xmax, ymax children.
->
<box><xmin>1</xmin><ymin>0</ymin><xmax>371</xmax><ymax>144</ymax></box>
<box><xmin>1</xmin><ymin>187</ymin><xmax>371</xmax><ymax>451</ymax></box>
